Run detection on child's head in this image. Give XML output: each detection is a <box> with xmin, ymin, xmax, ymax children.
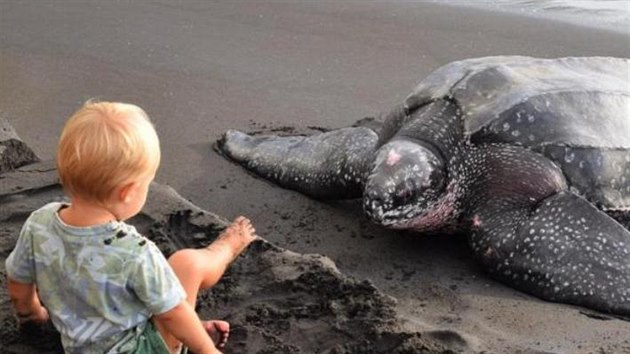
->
<box><xmin>57</xmin><ymin>101</ymin><xmax>161</xmax><ymax>207</ymax></box>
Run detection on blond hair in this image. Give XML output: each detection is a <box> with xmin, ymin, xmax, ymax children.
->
<box><xmin>57</xmin><ymin>101</ymin><xmax>160</xmax><ymax>203</ymax></box>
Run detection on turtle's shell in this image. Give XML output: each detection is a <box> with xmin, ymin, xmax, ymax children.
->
<box><xmin>404</xmin><ymin>56</ymin><xmax>630</xmax><ymax>210</ymax></box>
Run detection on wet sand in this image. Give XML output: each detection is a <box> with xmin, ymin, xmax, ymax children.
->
<box><xmin>1</xmin><ymin>1</ymin><xmax>630</xmax><ymax>353</ymax></box>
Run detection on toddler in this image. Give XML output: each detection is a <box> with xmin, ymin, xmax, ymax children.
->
<box><xmin>6</xmin><ymin>101</ymin><xmax>257</xmax><ymax>353</ymax></box>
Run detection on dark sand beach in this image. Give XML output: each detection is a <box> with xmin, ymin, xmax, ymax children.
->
<box><xmin>1</xmin><ymin>1</ymin><xmax>630</xmax><ymax>353</ymax></box>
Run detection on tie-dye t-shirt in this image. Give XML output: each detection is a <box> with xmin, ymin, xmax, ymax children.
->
<box><xmin>5</xmin><ymin>202</ymin><xmax>187</xmax><ymax>353</ymax></box>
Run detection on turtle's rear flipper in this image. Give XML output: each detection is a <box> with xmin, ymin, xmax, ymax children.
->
<box><xmin>471</xmin><ymin>190</ymin><xmax>630</xmax><ymax>316</ymax></box>
<box><xmin>216</xmin><ymin>127</ymin><xmax>378</xmax><ymax>199</ymax></box>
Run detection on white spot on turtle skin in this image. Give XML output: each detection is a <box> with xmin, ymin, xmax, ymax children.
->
<box><xmin>502</xmin><ymin>122</ymin><xmax>510</xmax><ymax>131</ymax></box>
<box><xmin>564</xmin><ymin>148</ymin><xmax>575</xmax><ymax>163</ymax></box>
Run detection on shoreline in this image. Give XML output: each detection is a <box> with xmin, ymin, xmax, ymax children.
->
<box><xmin>432</xmin><ymin>0</ymin><xmax>630</xmax><ymax>35</ymax></box>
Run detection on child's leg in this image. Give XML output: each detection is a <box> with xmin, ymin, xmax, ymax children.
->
<box><xmin>154</xmin><ymin>217</ymin><xmax>256</xmax><ymax>352</ymax></box>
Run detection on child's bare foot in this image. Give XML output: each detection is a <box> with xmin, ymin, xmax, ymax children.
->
<box><xmin>202</xmin><ymin>320</ymin><xmax>230</xmax><ymax>348</ymax></box>
<box><xmin>217</xmin><ymin>216</ymin><xmax>258</xmax><ymax>258</ymax></box>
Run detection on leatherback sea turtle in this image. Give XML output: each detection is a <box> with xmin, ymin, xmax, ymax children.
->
<box><xmin>217</xmin><ymin>56</ymin><xmax>630</xmax><ymax>316</ymax></box>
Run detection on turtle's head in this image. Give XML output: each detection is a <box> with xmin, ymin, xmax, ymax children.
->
<box><xmin>363</xmin><ymin>140</ymin><xmax>446</xmax><ymax>228</ymax></box>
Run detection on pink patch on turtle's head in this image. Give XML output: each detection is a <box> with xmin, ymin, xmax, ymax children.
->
<box><xmin>472</xmin><ymin>215</ymin><xmax>482</xmax><ymax>228</ymax></box>
<box><xmin>386</xmin><ymin>150</ymin><xmax>402</xmax><ymax>166</ymax></box>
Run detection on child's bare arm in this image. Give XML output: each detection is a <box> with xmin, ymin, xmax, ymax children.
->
<box><xmin>7</xmin><ymin>277</ymin><xmax>49</xmax><ymax>325</ymax></box>
<box><xmin>152</xmin><ymin>300</ymin><xmax>221</xmax><ymax>354</ymax></box>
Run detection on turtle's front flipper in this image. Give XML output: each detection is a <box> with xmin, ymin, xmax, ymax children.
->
<box><xmin>217</xmin><ymin>127</ymin><xmax>378</xmax><ymax>199</ymax></box>
<box><xmin>466</xmin><ymin>146</ymin><xmax>630</xmax><ymax>316</ymax></box>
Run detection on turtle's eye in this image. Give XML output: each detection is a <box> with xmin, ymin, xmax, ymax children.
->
<box><xmin>424</xmin><ymin>167</ymin><xmax>446</xmax><ymax>191</ymax></box>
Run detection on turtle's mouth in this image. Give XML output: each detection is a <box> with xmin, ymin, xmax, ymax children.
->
<box><xmin>364</xmin><ymin>199</ymin><xmax>425</xmax><ymax>228</ymax></box>
<box><xmin>364</xmin><ymin>181</ymin><xmax>459</xmax><ymax>231</ymax></box>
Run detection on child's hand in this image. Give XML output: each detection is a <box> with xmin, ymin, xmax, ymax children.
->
<box><xmin>16</xmin><ymin>305</ymin><xmax>49</xmax><ymax>328</ymax></box>
<box><xmin>7</xmin><ymin>278</ymin><xmax>50</xmax><ymax>330</ymax></box>
<box><xmin>219</xmin><ymin>216</ymin><xmax>258</xmax><ymax>258</ymax></box>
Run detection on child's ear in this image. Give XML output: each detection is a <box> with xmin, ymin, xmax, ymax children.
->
<box><xmin>118</xmin><ymin>182</ymin><xmax>136</xmax><ymax>203</ymax></box>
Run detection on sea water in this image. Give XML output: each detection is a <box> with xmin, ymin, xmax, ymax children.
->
<box><xmin>432</xmin><ymin>0</ymin><xmax>630</xmax><ymax>34</ymax></box>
